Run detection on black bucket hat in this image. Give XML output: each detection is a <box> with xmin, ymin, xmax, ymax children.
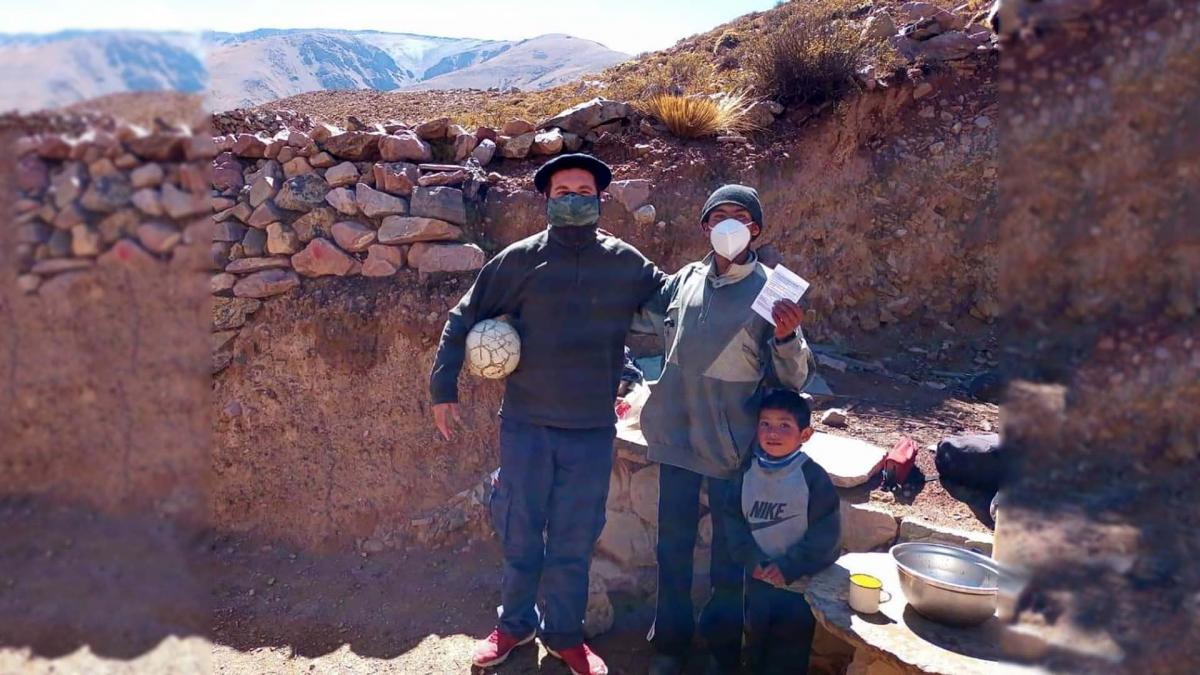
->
<box><xmin>533</xmin><ymin>153</ymin><xmax>613</xmax><ymax>194</ymax></box>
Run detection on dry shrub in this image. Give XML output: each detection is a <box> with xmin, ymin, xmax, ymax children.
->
<box><xmin>746</xmin><ymin>0</ymin><xmax>865</xmax><ymax>106</ymax></box>
<box><xmin>637</xmin><ymin>92</ymin><xmax>757</xmax><ymax>139</ymax></box>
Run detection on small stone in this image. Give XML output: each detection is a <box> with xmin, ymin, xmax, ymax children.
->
<box><xmin>266</xmin><ymin>222</ymin><xmax>300</xmax><ymax>255</ymax></box>
<box><xmin>378</xmin><ymin>216</ymin><xmax>463</xmax><ymax>244</ymax></box>
<box><xmin>411</xmin><ymin>187</ymin><xmax>467</xmax><ymax>225</ymax></box>
<box><xmin>862</xmin><ymin>12</ymin><xmax>897</xmax><ymax>40</ymax></box>
<box><xmin>282</xmin><ymin>157</ymin><xmax>313</xmax><ymax>177</ymax></box>
<box><xmin>211</xmin><ymin>273</ymin><xmax>237</xmax><ymax>295</ymax></box>
<box><xmin>233</xmin><ymin>269</ymin><xmax>300</xmax><ymax>298</ymax></box>
<box><xmin>608</xmin><ymin>180</ymin><xmax>652</xmax><ymax>212</ymax></box>
<box><xmin>374</xmin><ymin>161</ymin><xmax>420</xmax><ymax>196</ymax></box>
<box><xmin>745</xmin><ymin>101</ymin><xmax>778</xmax><ymax>129</ymax></box>
<box><xmin>46</xmin><ymin>230</ymin><xmax>71</xmax><ymax>257</ymax></box>
<box><xmin>98</xmin><ymin>239</ymin><xmax>159</xmax><ymax>268</ymax></box>
<box><xmin>213</xmin><ymin>297</ymin><xmax>263</xmax><ymax>330</ymax></box>
<box><xmin>51</xmin><ymin>163</ymin><xmax>87</xmax><ymax>209</ymax></box>
<box><xmin>471</xmin><ymin>139</ymin><xmax>497</xmax><ymax>166</ymax></box>
<box><xmin>293</xmin><ymin>207</ymin><xmax>336</xmax><ymax>242</ymax></box>
<box><xmin>451</xmin><ymin>133</ymin><xmax>478</xmax><ymax>162</ymax></box>
<box><xmin>820</xmin><ymin>408</ymin><xmax>850</xmax><ymax>428</ymax></box>
<box><xmin>331</xmin><ymin>221</ymin><xmax>377</xmax><ymax>252</ymax></box>
<box><xmin>211</xmin><ymin>153</ymin><xmax>244</xmax><ymax>192</ymax></box>
<box><xmin>37</xmin><ymin>135</ymin><xmax>74</xmax><ymax>160</ymax></box>
<box><xmin>249</xmin><ymin>174</ymin><xmax>280</xmax><ymax>208</ymax></box>
<box><xmin>17</xmin><ymin>221</ymin><xmax>51</xmax><ymax>245</ymax></box>
<box><xmin>232</xmin><ymin>134</ymin><xmax>268</xmax><ymax>158</ymax></box>
<box><xmin>31</xmin><ymin>258</ymin><xmax>93</xmax><ymax>275</ymax></box>
<box><xmin>502</xmin><ymin>119</ymin><xmax>536</xmax><ymax>136</ymax></box>
<box><xmin>633</xmin><ymin>204</ymin><xmax>656</xmax><ymax>226</ymax></box>
<box><xmin>322</xmin><ymin>131</ymin><xmax>380</xmax><ymax>161</ymax></box>
<box><xmin>247</xmin><ymin>201</ymin><xmax>285</xmax><ymax>229</ymax></box>
<box><xmin>362</xmin><ymin>244</ymin><xmax>406</xmax><ymax>277</ymax></box>
<box><xmin>974</xmin><ymin>115</ymin><xmax>991</xmax><ymax>128</ymax></box>
<box><xmin>326</xmin><ymin>187</ymin><xmax>358</xmax><ymax>215</ymax></box>
<box><xmin>276</xmin><ymin>174</ymin><xmax>330</xmax><ymax>212</ymax></box>
<box><xmin>98</xmin><ymin>209</ymin><xmax>141</xmax><ymax>242</ymax></box>
<box><xmin>408</xmin><ymin>242</ymin><xmax>485</xmax><ymax>274</ymax></box>
<box><xmin>533</xmin><ymin>128</ymin><xmax>564</xmax><ymax>155</ymax></box>
<box><xmin>539</xmin><ymin>98</ymin><xmax>632</xmax><ymax>136</ymax></box>
<box><xmin>241</xmin><ymin>229</ymin><xmax>267</xmax><ymax>257</ymax></box>
<box><xmin>291</xmin><ymin>238</ymin><xmax>358</xmax><ymax>277</ymax></box>
<box><xmin>356</xmin><ymin>184</ymin><xmax>408</xmax><ymax>218</ymax></box>
<box><xmin>131</xmin><ymin>188</ymin><xmax>164</xmax><ymax>216</ymax></box>
<box><xmin>16</xmin><ymin>155</ymin><xmax>49</xmax><ymax>194</ymax></box>
<box><xmin>70</xmin><ymin>225</ymin><xmax>102</xmax><ymax>257</ymax></box>
<box><xmin>379</xmin><ymin>132</ymin><xmax>432</xmax><ymax>162</ymax></box>
<box><xmin>325</xmin><ymin>161</ymin><xmax>360</xmax><ymax>188</ymax></box>
<box><xmin>500</xmin><ymin>132</ymin><xmax>536</xmax><ymax>159</ymax></box>
<box><xmin>137</xmin><ymin>222</ymin><xmax>182</xmax><ymax>254</ymax></box>
<box><xmin>310</xmin><ymin>151</ymin><xmax>337</xmax><ymax>168</ymax></box>
<box><xmin>418</xmin><ymin>170</ymin><xmax>468</xmax><ymax>187</ymax></box>
<box><xmin>717</xmin><ymin>135</ymin><xmax>749</xmax><ymax>144</ymax></box>
<box><xmin>226</xmin><ymin>256</ymin><xmax>290</xmax><ymax>274</ymax></box>
<box><xmin>913</xmin><ymin>82</ymin><xmax>935</xmax><ymax>99</ymax></box>
<box><xmin>18</xmin><ymin>274</ymin><xmax>42</xmax><ymax>294</ymax></box>
<box><xmin>562</xmin><ymin>132</ymin><xmax>583</xmax><ymax>152</ymax></box>
<box><xmin>161</xmin><ymin>183</ymin><xmax>208</xmax><ymax>219</ymax></box>
<box><xmin>214</xmin><ymin>220</ymin><xmax>248</xmax><ymax>243</ymax></box>
<box><xmin>415</xmin><ymin>117</ymin><xmax>450</xmax><ymax>140</ymax></box>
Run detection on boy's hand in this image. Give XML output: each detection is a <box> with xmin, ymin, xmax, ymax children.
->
<box><xmin>772</xmin><ymin>300</ymin><xmax>804</xmax><ymax>340</ymax></box>
<box><xmin>753</xmin><ymin>563</ymin><xmax>786</xmax><ymax>587</ymax></box>
<box><xmin>432</xmin><ymin>403</ymin><xmax>462</xmax><ymax>441</ymax></box>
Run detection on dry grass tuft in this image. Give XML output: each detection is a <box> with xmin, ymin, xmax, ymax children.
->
<box><xmin>637</xmin><ymin>91</ymin><xmax>758</xmax><ymax>139</ymax></box>
<box><xmin>745</xmin><ymin>0</ymin><xmax>865</xmax><ymax>106</ymax></box>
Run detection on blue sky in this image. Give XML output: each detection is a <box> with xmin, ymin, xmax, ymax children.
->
<box><xmin>0</xmin><ymin>0</ymin><xmax>779</xmax><ymax>54</ymax></box>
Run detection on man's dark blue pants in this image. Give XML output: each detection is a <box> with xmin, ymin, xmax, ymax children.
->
<box><xmin>650</xmin><ymin>463</ymin><xmax>743</xmax><ymax>668</ymax></box>
<box><xmin>744</xmin><ymin>577</ymin><xmax>816</xmax><ymax>674</ymax></box>
<box><xmin>489</xmin><ymin>417</ymin><xmax>615</xmax><ymax>650</ymax></box>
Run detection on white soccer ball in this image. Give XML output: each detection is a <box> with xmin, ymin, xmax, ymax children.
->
<box><xmin>466</xmin><ymin>318</ymin><xmax>521</xmax><ymax>379</ymax></box>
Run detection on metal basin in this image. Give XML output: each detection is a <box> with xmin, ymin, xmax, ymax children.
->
<box><xmin>890</xmin><ymin>542</ymin><xmax>1000</xmax><ymax>627</ymax></box>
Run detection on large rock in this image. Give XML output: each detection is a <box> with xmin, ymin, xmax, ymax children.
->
<box><xmin>890</xmin><ymin>30</ymin><xmax>984</xmax><ymax>62</ymax></box>
<box><xmin>232</xmin><ymin>134</ymin><xmax>268</xmax><ymax>158</ymax></box>
<box><xmin>17</xmin><ymin>154</ymin><xmax>49</xmax><ymax>194</ymax></box>
<box><xmin>356</xmin><ymin>183</ymin><xmax>409</xmax><ymax>218</ymax></box>
<box><xmin>51</xmin><ymin>163</ymin><xmax>86</xmax><ymax>209</ymax></box>
<box><xmin>362</xmin><ymin>244</ymin><xmax>406</xmax><ymax>277</ymax></box>
<box><xmin>214</xmin><ymin>220</ymin><xmax>247</xmax><ymax>243</ymax></box>
<box><xmin>452</xmin><ymin>132</ymin><xmax>478</xmax><ymax>162</ymax></box>
<box><xmin>539</xmin><ymin>98</ymin><xmax>632</xmax><ymax>136</ymax></box>
<box><xmin>379</xmin><ymin>132</ymin><xmax>432</xmax><ymax>162</ymax></box>
<box><xmin>411</xmin><ymin>187</ymin><xmax>467</xmax><ymax>225</ymax></box>
<box><xmin>500</xmin><ymin>132</ymin><xmax>536</xmax><ymax>159</ymax></box>
<box><xmin>322</xmin><ymin>131</ymin><xmax>380</xmax><ymax>160</ymax></box>
<box><xmin>276</xmin><ymin>174</ymin><xmax>330</xmax><ymax>212</ymax></box>
<box><xmin>418</xmin><ymin>170</ymin><xmax>468</xmax><ymax>187</ymax></box>
<box><xmin>532</xmin><ymin>128</ymin><xmax>564</xmax><ymax>155</ymax></box>
<box><xmin>324</xmin><ymin>161</ymin><xmax>360</xmax><ymax>188</ymax></box>
<box><xmin>291</xmin><ymin>238</ymin><xmax>358</xmax><ymax>277</ymax></box>
<box><xmin>266</xmin><ymin>222</ymin><xmax>300</xmax><ymax>255</ymax></box>
<box><xmin>131</xmin><ymin>188</ymin><xmax>164</xmax><ymax>217</ymax></box>
<box><xmin>584</xmin><ymin>572</ymin><xmax>614</xmax><ymax>638</ymax></box>
<box><xmin>374</xmin><ymin>161</ymin><xmax>420</xmax><ymax>196</ymax></box>
<box><xmin>241</xmin><ymin>229</ymin><xmax>267</xmax><ymax>257</ymax></box>
<box><xmin>862</xmin><ymin>11</ymin><xmax>898</xmax><ymax>41</ymax></box>
<box><xmin>596</xmin><ymin>511</ymin><xmax>655</xmax><ymax>567</ymax></box>
<box><xmin>31</xmin><ymin>258</ymin><xmax>93</xmax><ymax>275</ymax></box>
<box><xmin>803</xmin><ymin>432</ymin><xmax>888</xmax><ymax>487</ymax></box>
<box><xmin>293</xmin><ymin>207</ymin><xmax>336</xmax><ymax>242</ymax></box>
<box><xmin>471</xmin><ymin>138</ymin><xmax>497</xmax><ymax>166</ymax></box>
<box><xmin>247</xmin><ymin>200</ymin><xmax>285</xmax><ymax>229</ymax></box>
<box><xmin>414</xmin><ymin>117</ymin><xmax>450</xmax><ymax>140</ymax></box>
<box><xmin>840</xmin><ymin>502</ymin><xmax>899</xmax><ymax>552</ymax></box>
<box><xmin>226</xmin><ymin>257</ymin><xmax>291</xmax><ymax>274</ymax></box>
<box><xmin>408</xmin><ymin>242</ymin><xmax>485</xmax><ymax>274</ymax></box>
<box><xmin>629</xmin><ymin>464</ymin><xmax>659</xmax><ymax>524</ymax></box>
<box><xmin>899</xmin><ymin>1</ymin><xmax>964</xmax><ymax>29</ymax></box>
<box><xmin>326</xmin><ymin>187</ymin><xmax>358</xmax><ymax>216</ymax></box>
<box><xmin>331</xmin><ymin>221</ymin><xmax>377</xmax><ymax>252</ymax></box>
<box><xmin>233</xmin><ymin>269</ymin><xmax>300</xmax><ymax>298</ymax></box>
<box><xmin>213</xmin><ymin>297</ymin><xmax>263</xmax><ymax>331</ymax></box>
<box><xmin>608</xmin><ymin>179</ymin><xmax>652</xmax><ymax>212</ymax></box>
<box><xmin>249</xmin><ymin>174</ymin><xmax>280</xmax><ymax>207</ymax></box>
<box><xmin>378</xmin><ymin>216</ymin><xmax>463</xmax><ymax>244</ymax></box>
<box><xmin>898</xmin><ymin>516</ymin><xmax>993</xmax><ymax>556</ymax></box>
<box><xmin>502</xmin><ymin>119</ymin><xmax>536</xmax><ymax>136</ymax></box>
<box><xmin>70</xmin><ymin>225</ymin><xmax>102</xmax><ymax>257</ymax></box>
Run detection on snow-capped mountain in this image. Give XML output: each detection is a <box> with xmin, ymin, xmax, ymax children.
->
<box><xmin>0</xmin><ymin>29</ymin><xmax>629</xmax><ymax>112</ymax></box>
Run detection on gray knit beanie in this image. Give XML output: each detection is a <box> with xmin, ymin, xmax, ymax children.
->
<box><xmin>700</xmin><ymin>184</ymin><xmax>764</xmax><ymax>232</ymax></box>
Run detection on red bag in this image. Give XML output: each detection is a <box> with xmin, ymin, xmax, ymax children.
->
<box><xmin>881</xmin><ymin>437</ymin><xmax>918</xmax><ymax>491</ymax></box>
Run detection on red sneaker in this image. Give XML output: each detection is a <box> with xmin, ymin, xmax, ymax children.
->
<box><xmin>471</xmin><ymin>628</ymin><xmax>535</xmax><ymax>668</ymax></box>
<box><xmin>546</xmin><ymin>643</ymin><xmax>609</xmax><ymax>675</ymax></box>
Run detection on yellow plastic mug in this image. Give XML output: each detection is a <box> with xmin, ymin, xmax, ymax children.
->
<box><xmin>848</xmin><ymin>573</ymin><xmax>892</xmax><ymax>614</ymax></box>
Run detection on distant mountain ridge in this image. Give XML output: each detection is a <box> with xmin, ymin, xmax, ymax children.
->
<box><xmin>0</xmin><ymin>29</ymin><xmax>628</xmax><ymax>112</ymax></box>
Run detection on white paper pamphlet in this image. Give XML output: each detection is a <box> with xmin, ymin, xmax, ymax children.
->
<box><xmin>752</xmin><ymin>265</ymin><xmax>810</xmax><ymax>326</ymax></box>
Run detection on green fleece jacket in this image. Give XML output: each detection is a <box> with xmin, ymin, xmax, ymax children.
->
<box><xmin>632</xmin><ymin>252</ymin><xmax>815</xmax><ymax>479</ymax></box>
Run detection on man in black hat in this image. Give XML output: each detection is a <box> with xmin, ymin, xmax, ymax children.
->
<box><xmin>430</xmin><ymin>153</ymin><xmax>665</xmax><ymax>675</ymax></box>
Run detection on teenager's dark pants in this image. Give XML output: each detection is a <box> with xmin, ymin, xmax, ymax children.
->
<box><xmin>650</xmin><ymin>463</ymin><xmax>743</xmax><ymax>668</ymax></box>
<box><xmin>744</xmin><ymin>577</ymin><xmax>817</xmax><ymax>675</ymax></box>
<box><xmin>489</xmin><ymin>417</ymin><xmax>615</xmax><ymax>650</ymax></box>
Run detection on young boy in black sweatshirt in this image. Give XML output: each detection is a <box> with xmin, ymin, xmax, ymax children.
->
<box><xmin>717</xmin><ymin>389</ymin><xmax>842</xmax><ymax>675</ymax></box>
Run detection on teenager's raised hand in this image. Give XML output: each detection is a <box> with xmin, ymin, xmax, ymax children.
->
<box><xmin>771</xmin><ymin>299</ymin><xmax>805</xmax><ymax>340</ymax></box>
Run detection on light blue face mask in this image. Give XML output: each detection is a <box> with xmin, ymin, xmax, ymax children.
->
<box><xmin>547</xmin><ymin>193</ymin><xmax>601</xmax><ymax>227</ymax></box>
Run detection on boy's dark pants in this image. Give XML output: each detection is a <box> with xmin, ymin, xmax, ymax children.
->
<box><xmin>745</xmin><ymin>577</ymin><xmax>817</xmax><ymax>675</ymax></box>
<box><xmin>490</xmin><ymin>417</ymin><xmax>615</xmax><ymax>650</ymax></box>
<box><xmin>651</xmin><ymin>463</ymin><xmax>743</xmax><ymax>668</ymax></box>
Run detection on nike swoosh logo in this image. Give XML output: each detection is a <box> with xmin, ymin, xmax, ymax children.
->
<box><xmin>749</xmin><ymin>514</ymin><xmax>801</xmax><ymax>531</ymax></box>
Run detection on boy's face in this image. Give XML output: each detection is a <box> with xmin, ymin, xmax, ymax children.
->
<box><xmin>757</xmin><ymin>408</ymin><xmax>814</xmax><ymax>457</ymax></box>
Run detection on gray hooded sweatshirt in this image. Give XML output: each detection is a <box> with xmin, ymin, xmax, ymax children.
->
<box><xmin>632</xmin><ymin>252</ymin><xmax>815</xmax><ymax>479</ymax></box>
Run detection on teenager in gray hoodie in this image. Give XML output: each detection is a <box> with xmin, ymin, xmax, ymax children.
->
<box><xmin>634</xmin><ymin>185</ymin><xmax>816</xmax><ymax>675</ymax></box>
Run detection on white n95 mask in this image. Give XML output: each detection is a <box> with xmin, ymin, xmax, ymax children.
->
<box><xmin>710</xmin><ymin>218</ymin><xmax>752</xmax><ymax>260</ymax></box>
